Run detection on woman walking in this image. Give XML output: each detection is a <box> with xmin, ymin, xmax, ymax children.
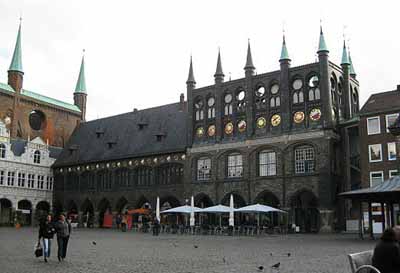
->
<box><xmin>55</xmin><ymin>214</ymin><xmax>72</xmax><ymax>262</ymax></box>
<box><xmin>38</xmin><ymin>214</ymin><xmax>56</xmax><ymax>263</ymax></box>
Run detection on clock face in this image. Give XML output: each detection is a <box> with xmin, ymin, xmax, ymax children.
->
<box><xmin>224</xmin><ymin>122</ymin><xmax>234</xmax><ymax>135</ymax></box>
<box><xmin>237</xmin><ymin>120</ymin><xmax>247</xmax><ymax>132</ymax></box>
<box><xmin>224</xmin><ymin>94</ymin><xmax>232</xmax><ymax>103</ymax></box>
<box><xmin>310</xmin><ymin>108</ymin><xmax>322</xmax><ymax>121</ymax></box>
<box><xmin>271</xmin><ymin>114</ymin><xmax>281</xmax><ymax>127</ymax></box>
<box><xmin>293</xmin><ymin>111</ymin><xmax>305</xmax><ymax>123</ymax></box>
<box><xmin>270</xmin><ymin>84</ymin><xmax>279</xmax><ymax>94</ymax></box>
<box><xmin>196</xmin><ymin>127</ymin><xmax>204</xmax><ymax>137</ymax></box>
<box><xmin>207</xmin><ymin>125</ymin><xmax>216</xmax><ymax>137</ymax></box>
<box><xmin>207</xmin><ymin>97</ymin><xmax>215</xmax><ymax>107</ymax></box>
<box><xmin>256</xmin><ymin>117</ymin><xmax>266</xmax><ymax>128</ymax></box>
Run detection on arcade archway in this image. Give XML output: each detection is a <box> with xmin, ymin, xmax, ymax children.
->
<box><xmin>0</xmin><ymin>198</ymin><xmax>13</xmax><ymax>226</ymax></box>
<box><xmin>17</xmin><ymin>200</ymin><xmax>32</xmax><ymax>226</ymax></box>
<box><xmin>291</xmin><ymin>190</ymin><xmax>320</xmax><ymax>233</ymax></box>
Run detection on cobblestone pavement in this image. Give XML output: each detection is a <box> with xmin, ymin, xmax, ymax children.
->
<box><xmin>0</xmin><ymin>227</ymin><xmax>375</xmax><ymax>273</ymax></box>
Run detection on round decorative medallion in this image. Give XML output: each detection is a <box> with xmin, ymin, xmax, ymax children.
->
<box><xmin>293</xmin><ymin>111</ymin><xmax>305</xmax><ymax>123</ymax></box>
<box><xmin>196</xmin><ymin>127</ymin><xmax>205</xmax><ymax>137</ymax></box>
<box><xmin>256</xmin><ymin>117</ymin><xmax>267</xmax><ymax>128</ymax></box>
<box><xmin>270</xmin><ymin>84</ymin><xmax>279</xmax><ymax>94</ymax></box>
<box><xmin>207</xmin><ymin>125</ymin><xmax>216</xmax><ymax>137</ymax></box>
<box><xmin>224</xmin><ymin>122</ymin><xmax>234</xmax><ymax>134</ymax></box>
<box><xmin>310</xmin><ymin>108</ymin><xmax>322</xmax><ymax>121</ymax></box>
<box><xmin>167</xmin><ymin>156</ymin><xmax>171</xmax><ymax>161</ymax></box>
<box><xmin>237</xmin><ymin>120</ymin><xmax>247</xmax><ymax>132</ymax></box>
<box><xmin>271</xmin><ymin>114</ymin><xmax>281</xmax><ymax>127</ymax></box>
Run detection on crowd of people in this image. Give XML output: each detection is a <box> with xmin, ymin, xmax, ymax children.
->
<box><xmin>372</xmin><ymin>226</ymin><xmax>400</xmax><ymax>273</ymax></box>
<box><xmin>37</xmin><ymin>214</ymin><xmax>72</xmax><ymax>263</ymax></box>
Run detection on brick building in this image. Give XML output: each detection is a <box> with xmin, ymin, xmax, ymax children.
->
<box><xmin>53</xmin><ymin>28</ymin><xmax>360</xmax><ymax>232</ymax></box>
<box><xmin>0</xmin><ymin>20</ymin><xmax>87</xmax><ymax>225</ymax></box>
<box><xmin>0</xmin><ymin>22</ymin><xmax>87</xmax><ymax>148</ymax></box>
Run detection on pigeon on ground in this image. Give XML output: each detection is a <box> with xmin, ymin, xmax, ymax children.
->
<box><xmin>270</xmin><ymin>253</ymin><xmax>273</xmax><ymax>256</ymax></box>
<box><xmin>222</xmin><ymin>257</ymin><xmax>226</xmax><ymax>263</ymax></box>
<box><xmin>287</xmin><ymin>253</ymin><xmax>291</xmax><ymax>257</ymax></box>
<box><xmin>271</xmin><ymin>262</ymin><xmax>280</xmax><ymax>269</ymax></box>
<box><xmin>194</xmin><ymin>245</ymin><xmax>198</xmax><ymax>249</ymax></box>
<box><xmin>258</xmin><ymin>265</ymin><xmax>264</xmax><ymax>271</ymax></box>
<box><xmin>92</xmin><ymin>241</ymin><xmax>97</xmax><ymax>245</ymax></box>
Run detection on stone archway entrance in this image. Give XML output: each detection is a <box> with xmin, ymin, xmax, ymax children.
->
<box><xmin>35</xmin><ymin>201</ymin><xmax>50</xmax><ymax>223</ymax></box>
<box><xmin>0</xmin><ymin>198</ymin><xmax>13</xmax><ymax>226</ymax></box>
<box><xmin>291</xmin><ymin>190</ymin><xmax>320</xmax><ymax>233</ymax></box>
<box><xmin>255</xmin><ymin>191</ymin><xmax>281</xmax><ymax>227</ymax></box>
<box><xmin>97</xmin><ymin>198</ymin><xmax>111</xmax><ymax>227</ymax></box>
<box><xmin>17</xmin><ymin>200</ymin><xmax>32</xmax><ymax>226</ymax></box>
<box><xmin>81</xmin><ymin>199</ymin><xmax>95</xmax><ymax>228</ymax></box>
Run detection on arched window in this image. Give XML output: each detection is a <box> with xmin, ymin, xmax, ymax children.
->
<box><xmin>308</xmin><ymin>75</ymin><xmax>320</xmax><ymax>101</ymax></box>
<box><xmin>259</xmin><ymin>150</ymin><xmax>276</xmax><ymax>176</ymax></box>
<box><xmin>224</xmin><ymin>93</ymin><xmax>233</xmax><ymax>116</ymax></box>
<box><xmin>293</xmin><ymin>91</ymin><xmax>304</xmax><ymax>104</ymax></box>
<box><xmin>197</xmin><ymin>157</ymin><xmax>211</xmax><ymax>181</ymax></box>
<box><xmin>207</xmin><ymin>97</ymin><xmax>216</xmax><ymax>119</ymax></box>
<box><xmin>236</xmin><ymin>89</ymin><xmax>246</xmax><ymax>112</ymax></box>
<box><xmin>270</xmin><ymin>96</ymin><xmax>280</xmax><ymax>108</ymax></box>
<box><xmin>194</xmin><ymin>97</ymin><xmax>204</xmax><ymax>121</ymax></box>
<box><xmin>308</xmin><ymin>89</ymin><xmax>315</xmax><ymax>101</ymax></box>
<box><xmin>33</xmin><ymin>150</ymin><xmax>41</xmax><ymax>164</ymax></box>
<box><xmin>136</xmin><ymin>167</ymin><xmax>153</xmax><ymax>186</ymax></box>
<box><xmin>227</xmin><ymin>153</ymin><xmax>243</xmax><ymax>178</ymax></box>
<box><xmin>0</xmin><ymin>143</ymin><xmax>6</xmax><ymax>158</ymax></box>
<box><xmin>294</xmin><ymin>146</ymin><xmax>315</xmax><ymax>174</ymax></box>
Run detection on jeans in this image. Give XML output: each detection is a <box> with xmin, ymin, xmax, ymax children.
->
<box><xmin>42</xmin><ymin>238</ymin><xmax>51</xmax><ymax>258</ymax></box>
<box><xmin>57</xmin><ymin>236</ymin><xmax>69</xmax><ymax>259</ymax></box>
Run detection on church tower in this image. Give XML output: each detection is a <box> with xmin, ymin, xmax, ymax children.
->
<box><xmin>8</xmin><ymin>20</ymin><xmax>24</xmax><ymax>93</ymax></box>
<box><xmin>73</xmin><ymin>53</ymin><xmax>88</xmax><ymax>121</ymax></box>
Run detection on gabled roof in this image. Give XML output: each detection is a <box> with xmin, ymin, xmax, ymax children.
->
<box><xmin>53</xmin><ymin>102</ymin><xmax>187</xmax><ymax>167</ymax></box>
<box><xmin>21</xmin><ymin>89</ymin><xmax>81</xmax><ymax>112</ymax></box>
<box><xmin>360</xmin><ymin>88</ymin><xmax>400</xmax><ymax>115</ymax></box>
<box><xmin>10</xmin><ymin>138</ymin><xmax>62</xmax><ymax>158</ymax></box>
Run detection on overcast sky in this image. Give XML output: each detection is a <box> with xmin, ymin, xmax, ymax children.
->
<box><xmin>0</xmin><ymin>0</ymin><xmax>399</xmax><ymax>121</ymax></box>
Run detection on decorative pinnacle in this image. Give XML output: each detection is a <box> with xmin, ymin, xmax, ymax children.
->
<box><xmin>317</xmin><ymin>25</ymin><xmax>329</xmax><ymax>54</ymax></box>
<box><xmin>186</xmin><ymin>55</ymin><xmax>196</xmax><ymax>84</ymax></box>
<box><xmin>8</xmin><ymin>19</ymin><xmax>23</xmax><ymax>73</ymax></box>
<box><xmin>279</xmin><ymin>34</ymin><xmax>290</xmax><ymax>61</ymax></box>
<box><xmin>244</xmin><ymin>39</ymin><xmax>255</xmax><ymax>70</ymax></box>
<box><xmin>214</xmin><ymin>48</ymin><xmax>224</xmax><ymax>78</ymax></box>
<box><xmin>341</xmin><ymin>40</ymin><xmax>350</xmax><ymax>65</ymax></box>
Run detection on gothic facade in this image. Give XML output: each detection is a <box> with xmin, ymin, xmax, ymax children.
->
<box><xmin>53</xmin><ymin>29</ymin><xmax>360</xmax><ymax>232</ymax></box>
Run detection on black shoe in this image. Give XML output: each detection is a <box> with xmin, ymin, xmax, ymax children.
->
<box><xmin>58</xmin><ymin>256</ymin><xmax>61</xmax><ymax>262</ymax></box>
<box><xmin>44</xmin><ymin>257</ymin><xmax>47</xmax><ymax>263</ymax></box>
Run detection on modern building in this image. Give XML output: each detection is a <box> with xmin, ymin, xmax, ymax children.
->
<box><xmin>0</xmin><ymin>120</ymin><xmax>61</xmax><ymax>225</ymax></box>
<box><xmin>53</xmin><ymin>28</ymin><xmax>361</xmax><ymax>232</ymax></box>
<box><xmin>0</xmin><ymin>20</ymin><xmax>87</xmax><ymax>225</ymax></box>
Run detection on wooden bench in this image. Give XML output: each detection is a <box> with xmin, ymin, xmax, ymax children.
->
<box><xmin>348</xmin><ymin>250</ymin><xmax>381</xmax><ymax>273</ymax></box>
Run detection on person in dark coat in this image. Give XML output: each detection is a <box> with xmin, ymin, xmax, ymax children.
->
<box><xmin>55</xmin><ymin>214</ymin><xmax>72</xmax><ymax>262</ymax></box>
<box><xmin>38</xmin><ymin>214</ymin><xmax>56</xmax><ymax>262</ymax></box>
<box><xmin>372</xmin><ymin>228</ymin><xmax>400</xmax><ymax>273</ymax></box>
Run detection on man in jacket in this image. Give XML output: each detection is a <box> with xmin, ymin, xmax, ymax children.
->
<box><xmin>38</xmin><ymin>214</ymin><xmax>56</xmax><ymax>262</ymax></box>
<box><xmin>55</xmin><ymin>214</ymin><xmax>71</xmax><ymax>262</ymax></box>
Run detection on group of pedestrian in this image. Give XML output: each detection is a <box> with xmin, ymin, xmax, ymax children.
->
<box><xmin>372</xmin><ymin>226</ymin><xmax>400</xmax><ymax>273</ymax></box>
<box><xmin>38</xmin><ymin>213</ymin><xmax>71</xmax><ymax>263</ymax></box>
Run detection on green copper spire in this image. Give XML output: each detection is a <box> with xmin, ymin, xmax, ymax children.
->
<box><xmin>186</xmin><ymin>56</ymin><xmax>196</xmax><ymax>84</ymax></box>
<box><xmin>349</xmin><ymin>52</ymin><xmax>356</xmax><ymax>76</ymax></box>
<box><xmin>317</xmin><ymin>26</ymin><xmax>329</xmax><ymax>53</ymax></box>
<box><xmin>279</xmin><ymin>35</ymin><xmax>290</xmax><ymax>61</ymax></box>
<box><xmin>341</xmin><ymin>41</ymin><xmax>350</xmax><ymax>65</ymax></box>
<box><xmin>244</xmin><ymin>40</ymin><xmax>255</xmax><ymax>70</ymax></box>
<box><xmin>74</xmin><ymin>53</ymin><xmax>87</xmax><ymax>94</ymax></box>
<box><xmin>9</xmin><ymin>20</ymin><xmax>23</xmax><ymax>73</ymax></box>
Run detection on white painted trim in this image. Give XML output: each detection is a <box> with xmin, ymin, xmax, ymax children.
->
<box><xmin>389</xmin><ymin>169</ymin><xmax>398</xmax><ymax>178</ymax></box>
<box><xmin>386</xmin><ymin>113</ymin><xmax>399</xmax><ymax>133</ymax></box>
<box><xmin>367</xmin><ymin>116</ymin><xmax>381</xmax><ymax>135</ymax></box>
<box><xmin>368</xmin><ymin>144</ymin><xmax>382</xmax><ymax>162</ymax></box>
<box><xmin>369</xmin><ymin>171</ymin><xmax>384</xmax><ymax>187</ymax></box>
<box><xmin>387</xmin><ymin>142</ymin><xmax>397</xmax><ymax>161</ymax></box>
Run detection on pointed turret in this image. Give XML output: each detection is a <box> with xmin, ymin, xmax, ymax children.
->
<box><xmin>317</xmin><ymin>26</ymin><xmax>329</xmax><ymax>54</ymax></box>
<box><xmin>349</xmin><ymin>52</ymin><xmax>356</xmax><ymax>78</ymax></box>
<box><xmin>74</xmin><ymin>52</ymin><xmax>88</xmax><ymax>121</ymax></box>
<box><xmin>341</xmin><ymin>41</ymin><xmax>350</xmax><ymax>65</ymax></box>
<box><xmin>214</xmin><ymin>49</ymin><xmax>224</xmax><ymax>84</ymax></box>
<box><xmin>8</xmin><ymin>20</ymin><xmax>24</xmax><ymax>93</ymax></box>
<box><xmin>279</xmin><ymin>35</ymin><xmax>290</xmax><ymax>62</ymax></box>
<box><xmin>74</xmin><ymin>55</ymin><xmax>87</xmax><ymax>94</ymax></box>
<box><xmin>9</xmin><ymin>21</ymin><xmax>23</xmax><ymax>73</ymax></box>
<box><xmin>186</xmin><ymin>56</ymin><xmax>196</xmax><ymax>85</ymax></box>
<box><xmin>244</xmin><ymin>40</ymin><xmax>255</xmax><ymax>76</ymax></box>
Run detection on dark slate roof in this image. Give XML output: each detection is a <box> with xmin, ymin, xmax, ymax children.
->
<box><xmin>53</xmin><ymin>102</ymin><xmax>187</xmax><ymax>167</ymax></box>
<box><xmin>340</xmin><ymin>176</ymin><xmax>400</xmax><ymax>200</ymax></box>
<box><xmin>360</xmin><ymin>87</ymin><xmax>400</xmax><ymax>115</ymax></box>
<box><xmin>10</xmin><ymin>139</ymin><xmax>63</xmax><ymax>159</ymax></box>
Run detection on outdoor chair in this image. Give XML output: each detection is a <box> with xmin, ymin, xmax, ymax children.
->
<box><xmin>348</xmin><ymin>250</ymin><xmax>380</xmax><ymax>273</ymax></box>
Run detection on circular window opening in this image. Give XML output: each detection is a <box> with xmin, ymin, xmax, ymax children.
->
<box><xmin>270</xmin><ymin>84</ymin><xmax>279</xmax><ymax>95</ymax></box>
<box><xmin>194</xmin><ymin>99</ymin><xmax>203</xmax><ymax>109</ymax></box>
<box><xmin>237</xmin><ymin>90</ymin><xmax>245</xmax><ymax>101</ymax></box>
<box><xmin>224</xmin><ymin>93</ymin><xmax>232</xmax><ymax>103</ymax></box>
<box><xmin>207</xmin><ymin>97</ymin><xmax>215</xmax><ymax>107</ymax></box>
<box><xmin>255</xmin><ymin>86</ymin><xmax>265</xmax><ymax>97</ymax></box>
<box><xmin>308</xmin><ymin>76</ymin><xmax>319</xmax><ymax>88</ymax></box>
<box><xmin>29</xmin><ymin>110</ymin><xmax>47</xmax><ymax>131</ymax></box>
<box><xmin>292</xmin><ymin>79</ymin><xmax>303</xmax><ymax>90</ymax></box>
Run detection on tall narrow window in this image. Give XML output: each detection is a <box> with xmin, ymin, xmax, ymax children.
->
<box><xmin>386</xmin><ymin>114</ymin><xmax>399</xmax><ymax>133</ymax></box>
<box><xmin>224</xmin><ymin>93</ymin><xmax>233</xmax><ymax>115</ymax></box>
<box><xmin>34</xmin><ymin>150</ymin><xmax>41</xmax><ymax>164</ymax></box>
<box><xmin>259</xmin><ymin>151</ymin><xmax>277</xmax><ymax>176</ymax></box>
<box><xmin>38</xmin><ymin>175</ymin><xmax>44</xmax><ymax>189</ymax></box>
<box><xmin>227</xmin><ymin>153</ymin><xmax>243</xmax><ymax>178</ymax></box>
<box><xmin>207</xmin><ymin>97</ymin><xmax>216</xmax><ymax>119</ymax></box>
<box><xmin>388</xmin><ymin>142</ymin><xmax>397</xmax><ymax>161</ymax></box>
<box><xmin>28</xmin><ymin>174</ymin><xmax>35</xmax><ymax>188</ymax></box>
<box><xmin>367</xmin><ymin>117</ymin><xmax>380</xmax><ymax>135</ymax></box>
<box><xmin>7</xmin><ymin>171</ymin><xmax>15</xmax><ymax>186</ymax></box>
<box><xmin>194</xmin><ymin>98</ymin><xmax>204</xmax><ymax>121</ymax></box>
<box><xmin>0</xmin><ymin>144</ymin><xmax>5</xmax><ymax>158</ymax></box>
<box><xmin>18</xmin><ymin>173</ymin><xmax>25</xmax><ymax>187</ymax></box>
<box><xmin>295</xmin><ymin>146</ymin><xmax>315</xmax><ymax>174</ymax></box>
<box><xmin>368</xmin><ymin>144</ymin><xmax>382</xmax><ymax>162</ymax></box>
<box><xmin>197</xmin><ymin>157</ymin><xmax>211</xmax><ymax>181</ymax></box>
<box><xmin>370</xmin><ymin>171</ymin><xmax>383</xmax><ymax>187</ymax></box>
<box><xmin>0</xmin><ymin>170</ymin><xmax>4</xmax><ymax>185</ymax></box>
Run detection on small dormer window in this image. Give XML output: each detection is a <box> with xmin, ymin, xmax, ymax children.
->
<box><xmin>34</xmin><ymin>150</ymin><xmax>41</xmax><ymax>164</ymax></box>
<box><xmin>156</xmin><ymin>135</ymin><xmax>163</xmax><ymax>142</ymax></box>
<box><xmin>108</xmin><ymin>142</ymin><xmax>115</xmax><ymax>149</ymax></box>
<box><xmin>95</xmin><ymin>128</ymin><xmax>105</xmax><ymax>139</ymax></box>
<box><xmin>0</xmin><ymin>143</ymin><xmax>6</xmax><ymax>158</ymax></box>
<box><xmin>138</xmin><ymin>123</ymin><xmax>148</xmax><ymax>130</ymax></box>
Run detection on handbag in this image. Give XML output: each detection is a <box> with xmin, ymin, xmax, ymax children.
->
<box><xmin>34</xmin><ymin>242</ymin><xmax>43</xmax><ymax>257</ymax></box>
